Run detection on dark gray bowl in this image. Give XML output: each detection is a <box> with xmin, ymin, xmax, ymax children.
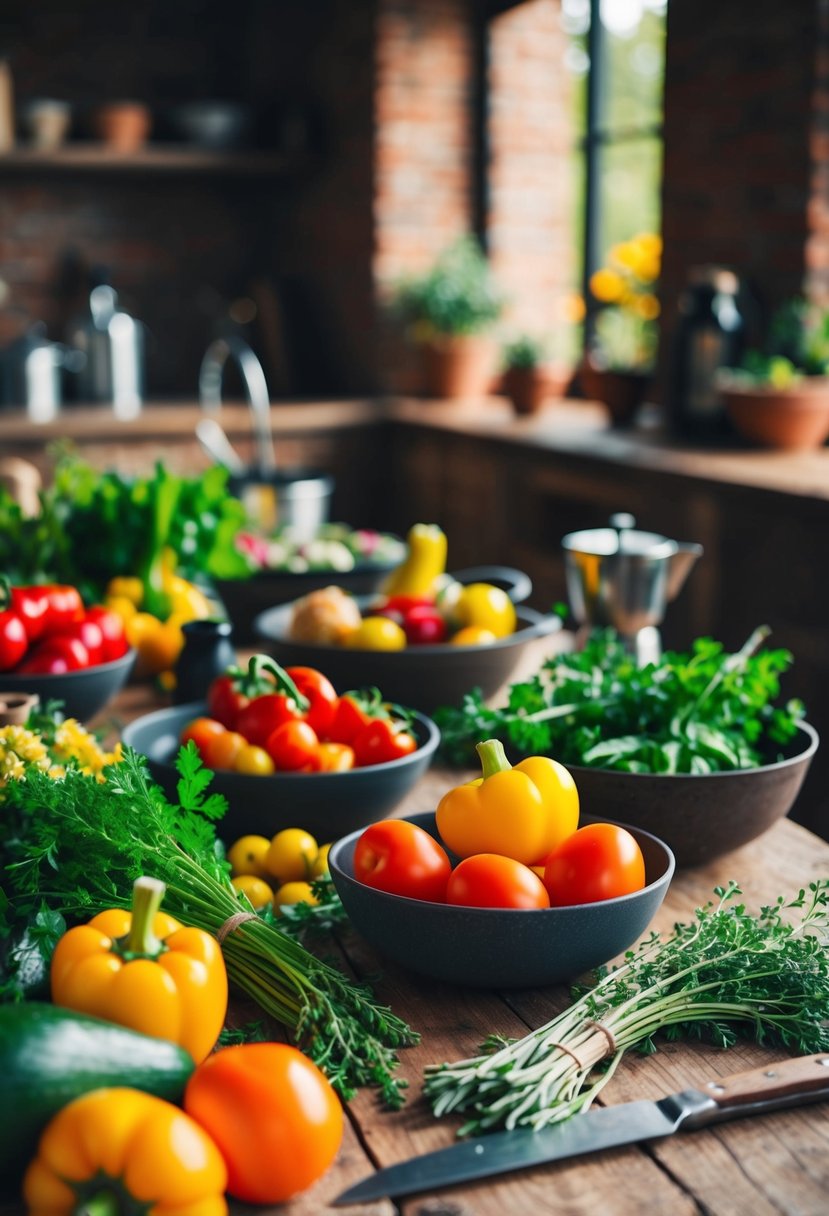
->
<box><xmin>567</xmin><ymin>721</ymin><xmax>819</xmax><ymax>868</ymax></box>
<box><xmin>0</xmin><ymin>649</ymin><xmax>136</xmax><ymax>724</ymax></box>
<box><xmin>329</xmin><ymin>811</ymin><xmax>674</xmax><ymax>988</ymax></box>
<box><xmin>253</xmin><ymin>566</ymin><xmax>558</xmax><ymax>714</ymax></box>
<box><xmin>121</xmin><ymin>701</ymin><xmax>440</xmax><ymax>842</ymax></box>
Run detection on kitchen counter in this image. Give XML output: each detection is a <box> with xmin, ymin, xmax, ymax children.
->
<box><xmin>79</xmin><ymin>657</ymin><xmax>829</xmax><ymax>1216</ymax></box>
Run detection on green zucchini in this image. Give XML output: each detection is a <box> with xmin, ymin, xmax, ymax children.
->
<box><xmin>0</xmin><ymin>1002</ymin><xmax>195</xmax><ymax>1185</ymax></box>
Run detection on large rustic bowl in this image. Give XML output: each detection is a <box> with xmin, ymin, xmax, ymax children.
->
<box><xmin>121</xmin><ymin>700</ymin><xmax>440</xmax><ymax>842</ymax></box>
<box><xmin>565</xmin><ymin>721</ymin><xmax>819</xmax><ymax>868</ymax></box>
<box><xmin>721</xmin><ymin>380</ymin><xmax>829</xmax><ymax>450</ymax></box>
<box><xmin>253</xmin><ymin>566</ymin><xmax>560</xmax><ymax>714</ymax></box>
<box><xmin>0</xmin><ymin>649</ymin><xmax>136</xmax><ymax>724</ymax></box>
<box><xmin>329</xmin><ymin>811</ymin><xmax>674</xmax><ymax>988</ymax></box>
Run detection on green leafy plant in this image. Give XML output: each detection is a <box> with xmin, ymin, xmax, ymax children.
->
<box><xmin>424</xmin><ymin>880</ymin><xmax>829</xmax><ymax>1135</ymax></box>
<box><xmin>392</xmin><ymin>235</ymin><xmax>503</xmax><ymax>339</ymax></box>
<box><xmin>434</xmin><ymin>626</ymin><xmax>804</xmax><ymax>773</ymax></box>
<box><xmin>502</xmin><ymin>334</ymin><xmax>549</xmax><ymax>371</ymax></box>
<box><xmin>727</xmin><ymin>297</ymin><xmax>829</xmax><ymax>388</ymax></box>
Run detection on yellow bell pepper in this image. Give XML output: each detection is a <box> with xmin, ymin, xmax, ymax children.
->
<box><xmin>381</xmin><ymin>523</ymin><xmax>448</xmax><ymax>598</ymax></box>
<box><xmin>51</xmin><ymin>877</ymin><xmax>228</xmax><ymax>1064</ymax></box>
<box><xmin>435</xmin><ymin>738</ymin><xmax>579</xmax><ymax>865</ymax></box>
<box><xmin>23</xmin><ymin>1087</ymin><xmax>227</xmax><ymax>1216</ymax></box>
<box><xmin>451</xmin><ymin>583</ymin><xmax>516</xmax><ymax>638</ymax></box>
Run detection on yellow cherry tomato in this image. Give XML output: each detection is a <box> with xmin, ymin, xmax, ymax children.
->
<box><xmin>125</xmin><ymin>611</ymin><xmax>163</xmax><ymax>648</ymax></box>
<box><xmin>273</xmin><ymin>881</ymin><xmax>319</xmax><ymax>915</ymax></box>
<box><xmin>104</xmin><ymin>594</ymin><xmax>138</xmax><ymax>623</ymax></box>
<box><xmin>231</xmin><ymin>874</ymin><xmax>275</xmax><ymax>909</ymax></box>
<box><xmin>165</xmin><ymin>575</ymin><xmax>213</xmax><ymax>622</ymax></box>
<box><xmin>227</xmin><ymin>834</ymin><xmax>272</xmax><ymax>877</ymax></box>
<box><xmin>452</xmin><ymin>583</ymin><xmax>517</xmax><ymax>638</ymax></box>
<box><xmin>343</xmin><ymin>616</ymin><xmax>407</xmax><ymax>650</ymax></box>
<box><xmin>311</xmin><ymin>843</ymin><xmax>332</xmax><ymax>877</ymax></box>
<box><xmin>450</xmin><ymin>626</ymin><xmax>498</xmax><ymax>646</ymax></box>
<box><xmin>265</xmin><ymin>829</ymin><xmax>319</xmax><ymax>883</ymax></box>
<box><xmin>105</xmin><ymin>575</ymin><xmax>144</xmax><ymax>606</ymax></box>
<box><xmin>234</xmin><ymin>744</ymin><xmax>275</xmax><ymax>776</ymax></box>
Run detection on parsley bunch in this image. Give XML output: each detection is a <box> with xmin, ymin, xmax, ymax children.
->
<box><xmin>435</xmin><ymin>626</ymin><xmax>805</xmax><ymax>773</ymax></box>
<box><xmin>424</xmin><ymin>881</ymin><xmax>829</xmax><ymax>1135</ymax></box>
<box><xmin>1</xmin><ymin>745</ymin><xmax>417</xmax><ymax>1106</ymax></box>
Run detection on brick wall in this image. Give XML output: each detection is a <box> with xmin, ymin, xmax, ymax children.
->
<box><xmin>660</xmin><ymin>0</ymin><xmax>823</xmax><ymax>381</ymax></box>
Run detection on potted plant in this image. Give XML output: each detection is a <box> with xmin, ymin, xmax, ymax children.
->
<box><xmin>500</xmin><ymin>334</ymin><xmax>570</xmax><ymax>415</ymax></box>
<box><xmin>718</xmin><ymin>297</ymin><xmax>829</xmax><ymax>450</ymax></box>
<box><xmin>579</xmin><ymin>232</ymin><xmax>662</xmax><ymax>426</ymax></box>
<box><xmin>391</xmin><ymin>236</ymin><xmax>503</xmax><ymax>399</ymax></box>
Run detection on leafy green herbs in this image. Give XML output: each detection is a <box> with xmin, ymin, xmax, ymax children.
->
<box><xmin>1</xmin><ymin>744</ymin><xmax>417</xmax><ymax>1106</ymax></box>
<box><xmin>435</xmin><ymin>627</ymin><xmax>804</xmax><ymax>773</ymax></box>
<box><xmin>424</xmin><ymin>881</ymin><xmax>829</xmax><ymax>1135</ymax></box>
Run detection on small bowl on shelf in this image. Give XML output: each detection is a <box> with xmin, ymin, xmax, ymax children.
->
<box><xmin>0</xmin><ymin>650</ymin><xmax>136</xmax><ymax>724</ymax></box>
<box><xmin>328</xmin><ymin>811</ymin><xmax>675</xmax><ymax>988</ymax></box>
<box><xmin>253</xmin><ymin>566</ymin><xmax>561</xmax><ymax>714</ymax></box>
<box><xmin>121</xmin><ymin>700</ymin><xmax>440</xmax><ymax>842</ymax></box>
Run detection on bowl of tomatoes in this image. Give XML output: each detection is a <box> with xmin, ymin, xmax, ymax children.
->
<box><xmin>0</xmin><ymin>584</ymin><xmax>136</xmax><ymax>722</ymax></box>
<box><xmin>121</xmin><ymin>667</ymin><xmax>441</xmax><ymax>841</ymax></box>
<box><xmin>328</xmin><ymin>811</ymin><xmax>674</xmax><ymax>988</ymax></box>
<box><xmin>253</xmin><ymin>566</ymin><xmax>562</xmax><ymax>714</ymax></box>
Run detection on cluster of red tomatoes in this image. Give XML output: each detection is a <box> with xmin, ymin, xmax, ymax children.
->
<box><xmin>353</xmin><ymin>817</ymin><xmax>647</xmax><ymax>910</ymax></box>
<box><xmin>0</xmin><ymin>583</ymin><xmax>130</xmax><ymax>674</ymax></box>
<box><xmin>181</xmin><ymin>656</ymin><xmax>419</xmax><ymax>776</ymax></box>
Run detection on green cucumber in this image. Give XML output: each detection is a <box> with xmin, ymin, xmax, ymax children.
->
<box><xmin>0</xmin><ymin>1002</ymin><xmax>195</xmax><ymax>1185</ymax></box>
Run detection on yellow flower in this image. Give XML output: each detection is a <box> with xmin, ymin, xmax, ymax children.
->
<box><xmin>0</xmin><ymin>725</ymin><xmax>51</xmax><ymax>787</ymax></box>
<box><xmin>52</xmin><ymin>719</ymin><xmax>122</xmax><ymax>777</ymax></box>
<box><xmin>589</xmin><ymin>268</ymin><xmax>626</xmax><ymax>304</ymax></box>
<box><xmin>631</xmin><ymin>293</ymin><xmax>661</xmax><ymax>320</ymax></box>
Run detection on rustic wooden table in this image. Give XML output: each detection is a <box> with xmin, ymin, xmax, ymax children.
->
<box><xmin>86</xmin><ymin>647</ymin><xmax>829</xmax><ymax>1216</ymax></box>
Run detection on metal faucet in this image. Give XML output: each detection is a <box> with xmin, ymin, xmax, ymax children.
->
<box><xmin>198</xmin><ymin>335</ymin><xmax>276</xmax><ymax>472</ymax></box>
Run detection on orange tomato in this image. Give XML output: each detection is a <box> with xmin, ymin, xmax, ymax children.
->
<box><xmin>446</xmin><ymin>853</ymin><xmax>551</xmax><ymax>909</ymax></box>
<box><xmin>201</xmin><ymin>730</ymin><xmax>246</xmax><ymax>771</ymax></box>
<box><xmin>184</xmin><ymin>1043</ymin><xmax>343</xmax><ymax>1204</ymax></box>
<box><xmin>543</xmin><ymin>822</ymin><xmax>646</xmax><ymax>906</ymax></box>
<box><xmin>181</xmin><ymin>717</ymin><xmax>227</xmax><ymax>755</ymax></box>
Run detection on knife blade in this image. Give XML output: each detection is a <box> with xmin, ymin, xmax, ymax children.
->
<box><xmin>333</xmin><ymin>1053</ymin><xmax>829</xmax><ymax>1206</ymax></box>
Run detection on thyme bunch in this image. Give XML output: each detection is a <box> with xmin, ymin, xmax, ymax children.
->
<box><xmin>1</xmin><ymin>746</ymin><xmax>417</xmax><ymax>1106</ymax></box>
<box><xmin>424</xmin><ymin>882</ymin><xmax>829</xmax><ymax>1135</ymax></box>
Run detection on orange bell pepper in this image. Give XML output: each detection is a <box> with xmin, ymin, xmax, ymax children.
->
<box><xmin>435</xmin><ymin>737</ymin><xmax>580</xmax><ymax>865</ymax></box>
<box><xmin>50</xmin><ymin>876</ymin><xmax>228</xmax><ymax>1064</ymax></box>
<box><xmin>23</xmin><ymin>1087</ymin><xmax>227</xmax><ymax>1216</ymax></box>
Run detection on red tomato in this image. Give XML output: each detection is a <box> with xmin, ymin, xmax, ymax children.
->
<box><xmin>402</xmin><ymin>604</ymin><xmax>448</xmax><ymax>645</ymax></box>
<box><xmin>207</xmin><ymin>674</ymin><xmax>250</xmax><ymax>730</ymax></box>
<box><xmin>83</xmin><ymin>605</ymin><xmax>129</xmax><ymax>662</ymax></box>
<box><xmin>327</xmin><ymin>694</ymin><xmax>376</xmax><ymax>746</ymax></box>
<box><xmin>42</xmin><ymin>585</ymin><xmax>84</xmax><ymax>633</ymax></box>
<box><xmin>543</xmin><ymin>823</ymin><xmax>646</xmax><ymax>907</ymax></box>
<box><xmin>16</xmin><ymin>635</ymin><xmax>90</xmax><ymax>673</ymax></box>
<box><xmin>9</xmin><ymin>586</ymin><xmax>50</xmax><ymax>642</ymax></box>
<box><xmin>446</xmin><ymin>854</ymin><xmax>551</xmax><ymax>909</ymax></box>
<box><xmin>380</xmin><ymin>594</ymin><xmax>435</xmax><ymax>614</ymax></box>
<box><xmin>184</xmin><ymin>1043</ymin><xmax>343</xmax><ymax>1205</ymax></box>
<box><xmin>351</xmin><ymin>718</ymin><xmax>418</xmax><ymax>767</ymax></box>
<box><xmin>181</xmin><ymin>716</ymin><xmax>228</xmax><ymax>756</ymax></box>
<box><xmin>57</xmin><ymin>618</ymin><xmax>105</xmax><ymax>666</ymax></box>
<box><xmin>266</xmin><ymin>720</ymin><xmax>322</xmax><ymax>772</ymax></box>
<box><xmin>235</xmin><ymin>694</ymin><xmax>295</xmax><ymax>749</ymax></box>
<box><xmin>0</xmin><ymin>609</ymin><xmax>28</xmax><ymax>671</ymax></box>
<box><xmin>353</xmin><ymin>819</ymin><xmax>451</xmax><ymax>902</ymax></box>
<box><xmin>201</xmin><ymin>729</ymin><xmax>247</xmax><ymax>771</ymax></box>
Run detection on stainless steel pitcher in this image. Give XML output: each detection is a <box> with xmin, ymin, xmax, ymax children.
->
<box><xmin>69</xmin><ymin>285</ymin><xmax>145</xmax><ymax>418</ymax></box>
<box><xmin>562</xmin><ymin>513</ymin><xmax>702</xmax><ymax>661</ymax></box>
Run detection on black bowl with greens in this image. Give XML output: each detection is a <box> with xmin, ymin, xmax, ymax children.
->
<box><xmin>434</xmin><ymin>627</ymin><xmax>818</xmax><ymax>867</ymax></box>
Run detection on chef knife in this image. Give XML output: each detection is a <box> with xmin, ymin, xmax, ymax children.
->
<box><xmin>333</xmin><ymin>1053</ymin><xmax>829</xmax><ymax>1206</ymax></box>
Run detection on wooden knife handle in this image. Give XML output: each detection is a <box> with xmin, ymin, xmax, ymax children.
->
<box><xmin>704</xmin><ymin>1054</ymin><xmax>829</xmax><ymax>1110</ymax></box>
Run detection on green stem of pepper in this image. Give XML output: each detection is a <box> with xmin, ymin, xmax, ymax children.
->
<box><xmin>226</xmin><ymin>654</ymin><xmax>310</xmax><ymax>711</ymax></box>
<box><xmin>476</xmin><ymin>737</ymin><xmax>512</xmax><ymax>779</ymax></box>
<box><xmin>117</xmin><ymin>876</ymin><xmax>167</xmax><ymax>960</ymax></box>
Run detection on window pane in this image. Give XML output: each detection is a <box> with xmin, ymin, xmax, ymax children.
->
<box><xmin>598</xmin><ymin>135</ymin><xmax>663</xmax><ymax>254</ymax></box>
<box><xmin>599</xmin><ymin>0</ymin><xmax>666</xmax><ymax>134</ymax></box>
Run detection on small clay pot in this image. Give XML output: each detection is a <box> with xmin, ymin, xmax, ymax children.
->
<box><xmin>502</xmin><ymin>365</ymin><xmax>570</xmax><ymax>415</ymax></box>
<box><xmin>722</xmin><ymin>381</ymin><xmax>829</xmax><ymax>450</ymax></box>
<box><xmin>579</xmin><ymin>359</ymin><xmax>650</xmax><ymax>427</ymax></box>
<box><xmin>0</xmin><ymin>692</ymin><xmax>39</xmax><ymax>726</ymax></box>
<box><xmin>418</xmin><ymin>335</ymin><xmax>498</xmax><ymax>399</ymax></box>
<box><xmin>93</xmin><ymin>102</ymin><xmax>152</xmax><ymax>152</ymax></box>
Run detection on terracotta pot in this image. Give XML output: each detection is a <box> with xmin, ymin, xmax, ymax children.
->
<box><xmin>579</xmin><ymin>359</ymin><xmax>650</xmax><ymax>427</ymax></box>
<box><xmin>0</xmin><ymin>692</ymin><xmax>39</xmax><ymax>726</ymax></box>
<box><xmin>722</xmin><ymin>380</ymin><xmax>829</xmax><ymax>450</ymax></box>
<box><xmin>418</xmin><ymin>335</ymin><xmax>497</xmax><ymax>399</ymax></box>
<box><xmin>501</xmin><ymin>364</ymin><xmax>570</xmax><ymax>415</ymax></box>
<box><xmin>93</xmin><ymin>102</ymin><xmax>152</xmax><ymax>152</ymax></box>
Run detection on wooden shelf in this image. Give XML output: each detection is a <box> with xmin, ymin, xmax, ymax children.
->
<box><xmin>0</xmin><ymin>145</ymin><xmax>306</xmax><ymax>177</ymax></box>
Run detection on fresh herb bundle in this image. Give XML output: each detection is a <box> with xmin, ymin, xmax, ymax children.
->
<box><xmin>1</xmin><ymin>745</ymin><xmax>417</xmax><ymax>1106</ymax></box>
<box><xmin>424</xmin><ymin>881</ymin><xmax>829</xmax><ymax>1135</ymax></box>
<box><xmin>435</xmin><ymin>626</ymin><xmax>804</xmax><ymax>773</ymax></box>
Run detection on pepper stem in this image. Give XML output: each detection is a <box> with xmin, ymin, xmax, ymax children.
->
<box><xmin>75</xmin><ymin>1189</ymin><xmax>122</xmax><ymax>1216</ymax></box>
<box><xmin>476</xmin><ymin>738</ymin><xmax>512</xmax><ymax>780</ymax></box>
<box><xmin>123</xmin><ymin>876</ymin><xmax>166</xmax><ymax>958</ymax></box>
